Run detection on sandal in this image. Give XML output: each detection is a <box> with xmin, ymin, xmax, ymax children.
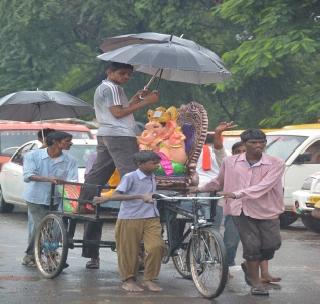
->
<box><xmin>241</xmin><ymin>262</ymin><xmax>252</xmax><ymax>286</ymax></box>
<box><xmin>86</xmin><ymin>258</ymin><xmax>100</xmax><ymax>269</ymax></box>
<box><xmin>251</xmin><ymin>286</ymin><xmax>269</xmax><ymax>296</ymax></box>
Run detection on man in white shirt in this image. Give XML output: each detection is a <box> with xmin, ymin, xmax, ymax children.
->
<box><xmin>196</xmin><ymin>122</ymin><xmax>234</xmax><ymax>224</ymax></box>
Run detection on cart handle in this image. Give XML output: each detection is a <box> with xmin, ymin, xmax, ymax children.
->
<box><xmin>152</xmin><ymin>193</ymin><xmax>224</xmax><ymax>201</ymax></box>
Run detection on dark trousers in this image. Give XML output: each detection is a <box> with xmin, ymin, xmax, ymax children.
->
<box><xmin>26</xmin><ymin>203</ymin><xmax>58</xmax><ymax>256</ymax></box>
<box><xmin>81</xmin><ymin>135</ymin><xmax>138</xmax><ymax>258</ymax></box>
<box><xmin>233</xmin><ymin>212</ymin><xmax>281</xmax><ymax>261</ymax></box>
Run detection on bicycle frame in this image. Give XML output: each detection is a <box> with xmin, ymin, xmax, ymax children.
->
<box><xmin>157</xmin><ymin>194</ymin><xmax>222</xmax><ymax>258</ymax></box>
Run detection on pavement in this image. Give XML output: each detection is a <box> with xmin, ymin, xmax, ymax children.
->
<box><xmin>0</xmin><ymin>209</ymin><xmax>320</xmax><ymax>304</ymax></box>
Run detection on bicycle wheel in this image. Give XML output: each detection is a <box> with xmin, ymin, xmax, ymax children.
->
<box><xmin>172</xmin><ymin>239</ymin><xmax>192</xmax><ymax>279</ymax></box>
<box><xmin>189</xmin><ymin>227</ymin><xmax>228</xmax><ymax>298</ymax></box>
<box><xmin>34</xmin><ymin>214</ymin><xmax>68</xmax><ymax>279</ymax></box>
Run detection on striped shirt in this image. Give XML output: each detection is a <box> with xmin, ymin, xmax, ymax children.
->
<box><xmin>94</xmin><ymin>79</ymin><xmax>136</xmax><ymax>137</ymax></box>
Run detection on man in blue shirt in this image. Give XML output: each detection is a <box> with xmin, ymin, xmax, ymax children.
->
<box><xmin>22</xmin><ymin>131</ymin><xmax>78</xmax><ymax>267</ymax></box>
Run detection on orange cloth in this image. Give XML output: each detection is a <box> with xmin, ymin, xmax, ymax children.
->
<box><xmin>202</xmin><ymin>145</ymin><xmax>212</xmax><ymax>171</ymax></box>
<box><xmin>108</xmin><ymin>169</ymin><xmax>121</xmax><ymax>187</ymax></box>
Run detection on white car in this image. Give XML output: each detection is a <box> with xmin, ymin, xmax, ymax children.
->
<box><xmin>293</xmin><ymin>171</ymin><xmax>320</xmax><ymax>232</ymax></box>
<box><xmin>0</xmin><ymin>138</ymin><xmax>97</xmax><ymax>212</ymax></box>
<box><xmin>265</xmin><ymin>129</ymin><xmax>320</xmax><ymax>227</ymax></box>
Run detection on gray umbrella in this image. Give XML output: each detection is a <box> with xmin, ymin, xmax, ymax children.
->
<box><xmin>100</xmin><ymin>32</ymin><xmax>225</xmax><ymax>66</ymax></box>
<box><xmin>0</xmin><ymin>90</ymin><xmax>94</xmax><ymax>122</ymax></box>
<box><xmin>98</xmin><ymin>42</ymin><xmax>231</xmax><ymax>85</ymax></box>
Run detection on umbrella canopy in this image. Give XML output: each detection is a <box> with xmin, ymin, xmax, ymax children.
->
<box><xmin>100</xmin><ymin>32</ymin><xmax>224</xmax><ymax>66</ymax></box>
<box><xmin>98</xmin><ymin>43</ymin><xmax>231</xmax><ymax>84</ymax></box>
<box><xmin>0</xmin><ymin>90</ymin><xmax>94</xmax><ymax>122</ymax></box>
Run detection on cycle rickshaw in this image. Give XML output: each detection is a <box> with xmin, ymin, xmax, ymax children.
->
<box><xmin>33</xmin><ymin>102</ymin><xmax>229</xmax><ymax>298</ymax></box>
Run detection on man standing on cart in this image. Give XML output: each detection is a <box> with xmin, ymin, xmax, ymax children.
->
<box><xmin>81</xmin><ymin>61</ymin><xmax>159</xmax><ymax>269</ymax></box>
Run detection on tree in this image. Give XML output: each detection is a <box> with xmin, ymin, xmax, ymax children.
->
<box><xmin>214</xmin><ymin>0</ymin><xmax>320</xmax><ymax>127</ymax></box>
<box><xmin>1</xmin><ymin>0</ymin><xmax>319</xmax><ymax>128</ymax></box>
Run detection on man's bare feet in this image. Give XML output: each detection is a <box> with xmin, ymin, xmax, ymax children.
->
<box><xmin>121</xmin><ymin>278</ymin><xmax>144</xmax><ymax>292</ymax></box>
<box><xmin>142</xmin><ymin>280</ymin><xmax>163</xmax><ymax>292</ymax></box>
<box><xmin>261</xmin><ymin>274</ymin><xmax>281</xmax><ymax>283</ymax></box>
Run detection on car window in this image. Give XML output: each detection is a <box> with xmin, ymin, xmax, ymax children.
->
<box><xmin>0</xmin><ymin>130</ymin><xmax>91</xmax><ymax>157</ymax></box>
<box><xmin>222</xmin><ymin>135</ymin><xmax>280</xmax><ymax>154</ymax></box>
<box><xmin>66</xmin><ymin>145</ymin><xmax>97</xmax><ymax>168</ymax></box>
<box><xmin>265</xmin><ymin>135</ymin><xmax>307</xmax><ymax>161</ymax></box>
<box><xmin>12</xmin><ymin>143</ymin><xmax>37</xmax><ymax>165</ymax></box>
<box><xmin>0</xmin><ymin>131</ymin><xmax>37</xmax><ymax>156</ymax></box>
<box><xmin>304</xmin><ymin>141</ymin><xmax>320</xmax><ymax>164</ymax></box>
<box><xmin>67</xmin><ymin>131</ymin><xmax>92</xmax><ymax>139</ymax></box>
<box><xmin>223</xmin><ymin>136</ymin><xmax>240</xmax><ymax>153</ymax></box>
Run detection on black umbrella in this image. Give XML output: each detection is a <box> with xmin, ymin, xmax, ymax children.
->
<box><xmin>0</xmin><ymin>90</ymin><xmax>94</xmax><ymax>122</ymax></box>
<box><xmin>98</xmin><ymin>42</ymin><xmax>231</xmax><ymax>85</ymax></box>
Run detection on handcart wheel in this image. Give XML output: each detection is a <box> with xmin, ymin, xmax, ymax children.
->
<box><xmin>172</xmin><ymin>231</ymin><xmax>192</xmax><ymax>279</ymax></box>
<box><xmin>34</xmin><ymin>214</ymin><xmax>68</xmax><ymax>279</ymax></box>
<box><xmin>188</xmin><ymin>228</ymin><xmax>228</xmax><ymax>298</ymax></box>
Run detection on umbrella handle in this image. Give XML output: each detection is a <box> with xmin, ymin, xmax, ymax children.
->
<box><xmin>138</xmin><ymin>69</ymin><xmax>162</xmax><ymax>100</ymax></box>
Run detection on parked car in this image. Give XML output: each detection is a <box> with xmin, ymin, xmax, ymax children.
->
<box><xmin>293</xmin><ymin>172</ymin><xmax>320</xmax><ymax>233</ymax></box>
<box><xmin>265</xmin><ymin>128</ymin><xmax>320</xmax><ymax>228</ymax></box>
<box><xmin>0</xmin><ymin>139</ymin><xmax>97</xmax><ymax>212</ymax></box>
<box><xmin>221</xmin><ymin>129</ymin><xmax>282</xmax><ymax>153</ymax></box>
<box><xmin>0</xmin><ymin>121</ymin><xmax>93</xmax><ymax>169</ymax></box>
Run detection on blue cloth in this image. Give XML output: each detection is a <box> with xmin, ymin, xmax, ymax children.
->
<box><xmin>213</xmin><ymin>206</ymin><xmax>240</xmax><ymax>266</ymax></box>
<box><xmin>27</xmin><ymin>208</ymin><xmax>34</xmax><ymax>243</ymax></box>
<box><xmin>116</xmin><ymin>169</ymin><xmax>158</xmax><ymax>219</ymax></box>
<box><xmin>23</xmin><ymin>148</ymin><xmax>78</xmax><ymax>205</ymax></box>
<box><xmin>223</xmin><ymin>215</ymin><xmax>240</xmax><ymax>266</ymax></box>
<box><xmin>212</xmin><ymin>204</ymin><xmax>224</xmax><ymax>230</ymax></box>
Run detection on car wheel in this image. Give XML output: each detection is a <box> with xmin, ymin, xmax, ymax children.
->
<box><xmin>301</xmin><ymin>213</ymin><xmax>320</xmax><ymax>233</ymax></box>
<box><xmin>0</xmin><ymin>187</ymin><xmax>14</xmax><ymax>213</ymax></box>
<box><xmin>279</xmin><ymin>212</ymin><xmax>298</xmax><ymax>228</ymax></box>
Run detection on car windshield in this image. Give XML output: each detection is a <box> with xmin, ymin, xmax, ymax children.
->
<box><xmin>67</xmin><ymin>145</ymin><xmax>96</xmax><ymax>168</ymax></box>
<box><xmin>0</xmin><ymin>130</ymin><xmax>91</xmax><ymax>156</ymax></box>
<box><xmin>222</xmin><ymin>135</ymin><xmax>296</xmax><ymax>155</ymax></box>
<box><xmin>223</xmin><ymin>136</ymin><xmax>240</xmax><ymax>153</ymax></box>
<box><xmin>265</xmin><ymin>135</ymin><xmax>307</xmax><ymax>161</ymax></box>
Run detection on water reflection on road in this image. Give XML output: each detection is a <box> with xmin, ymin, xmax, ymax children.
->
<box><xmin>0</xmin><ymin>210</ymin><xmax>319</xmax><ymax>304</ymax></box>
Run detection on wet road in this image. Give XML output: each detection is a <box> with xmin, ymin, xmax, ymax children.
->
<box><xmin>0</xmin><ymin>209</ymin><xmax>320</xmax><ymax>304</ymax></box>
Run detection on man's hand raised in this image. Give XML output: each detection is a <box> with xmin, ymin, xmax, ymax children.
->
<box><xmin>214</xmin><ymin>121</ymin><xmax>238</xmax><ymax>135</ymax></box>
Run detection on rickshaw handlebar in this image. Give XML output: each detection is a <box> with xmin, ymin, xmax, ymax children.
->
<box><xmin>152</xmin><ymin>193</ymin><xmax>224</xmax><ymax>201</ymax></box>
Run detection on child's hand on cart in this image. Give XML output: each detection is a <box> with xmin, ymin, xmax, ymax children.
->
<box><xmin>92</xmin><ymin>193</ymin><xmax>154</xmax><ymax>204</ymax></box>
<box><xmin>141</xmin><ymin>193</ymin><xmax>154</xmax><ymax>203</ymax></box>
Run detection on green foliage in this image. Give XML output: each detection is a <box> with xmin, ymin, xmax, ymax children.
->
<box><xmin>215</xmin><ymin>0</ymin><xmax>320</xmax><ymax>127</ymax></box>
<box><xmin>0</xmin><ymin>0</ymin><xmax>319</xmax><ymax>127</ymax></box>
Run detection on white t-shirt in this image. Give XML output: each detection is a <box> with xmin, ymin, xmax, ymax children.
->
<box><xmin>196</xmin><ymin>146</ymin><xmax>228</xmax><ymax>187</ymax></box>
